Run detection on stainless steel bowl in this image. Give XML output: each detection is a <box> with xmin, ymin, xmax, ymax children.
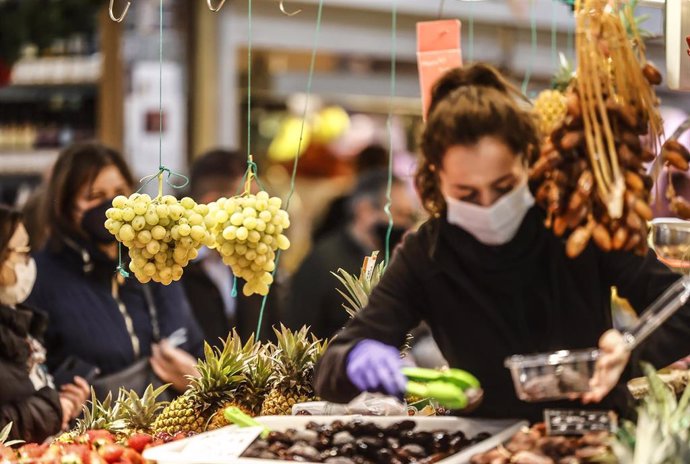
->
<box><xmin>651</xmin><ymin>218</ymin><xmax>690</xmax><ymax>274</ymax></box>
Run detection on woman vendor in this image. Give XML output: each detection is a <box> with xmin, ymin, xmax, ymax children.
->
<box><xmin>314</xmin><ymin>63</ymin><xmax>690</xmax><ymax>421</ymax></box>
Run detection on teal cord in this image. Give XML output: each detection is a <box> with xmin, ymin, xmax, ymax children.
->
<box><xmin>383</xmin><ymin>1</ymin><xmax>397</xmax><ymax>266</ymax></box>
<box><xmin>246</xmin><ymin>0</ymin><xmax>253</xmax><ymax>163</ymax></box>
<box><xmin>159</xmin><ymin>0</ymin><xmax>163</xmax><ymax>169</ymax></box>
<box><xmin>468</xmin><ymin>1</ymin><xmax>474</xmax><ymax>63</ymax></box>
<box><xmin>255</xmin><ymin>0</ymin><xmax>324</xmax><ymax>340</ymax></box>
<box><xmin>521</xmin><ymin>0</ymin><xmax>537</xmax><ymax>96</ymax></box>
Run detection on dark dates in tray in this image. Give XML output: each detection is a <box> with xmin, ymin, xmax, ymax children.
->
<box><xmin>241</xmin><ymin>420</ymin><xmax>491</xmax><ymax>463</ymax></box>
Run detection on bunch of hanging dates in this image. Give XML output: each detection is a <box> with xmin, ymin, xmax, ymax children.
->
<box><xmin>530</xmin><ymin>88</ymin><xmax>660</xmax><ymax>258</ymax></box>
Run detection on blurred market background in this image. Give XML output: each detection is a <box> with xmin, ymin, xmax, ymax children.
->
<box><xmin>0</xmin><ymin>0</ymin><xmax>688</xmax><ymax>272</ymax></box>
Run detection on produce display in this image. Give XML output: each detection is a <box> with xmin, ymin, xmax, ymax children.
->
<box><xmin>208</xmin><ymin>190</ymin><xmax>291</xmax><ymax>297</ymax></box>
<box><xmin>470</xmin><ymin>423</ymin><xmax>610</xmax><ymax>464</ymax></box>
<box><xmin>105</xmin><ymin>193</ymin><xmax>212</xmax><ymax>284</ymax></box>
<box><xmin>241</xmin><ymin>419</ymin><xmax>491</xmax><ymax>463</ymax></box>
<box><xmin>530</xmin><ymin>0</ymin><xmax>690</xmax><ymax>258</ymax></box>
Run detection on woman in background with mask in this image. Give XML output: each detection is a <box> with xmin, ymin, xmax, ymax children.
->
<box><xmin>0</xmin><ymin>206</ymin><xmax>89</xmax><ymax>442</ymax></box>
<box><xmin>314</xmin><ymin>64</ymin><xmax>690</xmax><ymax>422</ymax></box>
<box><xmin>27</xmin><ymin>142</ymin><xmax>203</xmax><ymax>399</ymax></box>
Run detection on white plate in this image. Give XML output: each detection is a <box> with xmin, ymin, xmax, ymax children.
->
<box><xmin>143</xmin><ymin>415</ymin><xmax>527</xmax><ymax>464</ymax></box>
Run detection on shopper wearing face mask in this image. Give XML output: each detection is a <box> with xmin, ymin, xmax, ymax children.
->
<box><xmin>284</xmin><ymin>170</ymin><xmax>418</xmax><ymax>340</ymax></box>
<box><xmin>26</xmin><ymin>142</ymin><xmax>204</xmax><ymax>399</ymax></box>
<box><xmin>0</xmin><ymin>206</ymin><xmax>90</xmax><ymax>442</ymax></box>
<box><xmin>314</xmin><ymin>64</ymin><xmax>690</xmax><ymax>422</ymax></box>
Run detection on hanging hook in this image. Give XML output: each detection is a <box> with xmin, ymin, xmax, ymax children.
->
<box><xmin>279</xmin><ymin>0</ymin><xmax>301</xmax><ymax>16</ymax></box>
<box><xmin>207</xmin><ymin>0</ymin><xmax>227</xmax><ymax>12</ymax></box>
<box><xmin>109</xmin><ymin>0</ymin><xmax>131</xmax><ymax>22</ymax></box>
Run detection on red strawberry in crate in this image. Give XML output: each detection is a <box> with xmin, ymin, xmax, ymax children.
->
<box><xmin>98</xmin><ymin>444</ymin><xmax>125</xmax><ymax>464</ymax></box>
<box><xmin>87</xmin><ymin>430</ymin><xmax>115</xmax><ymax>445</ymax></box>
<box><xmin>125</xmin><ymin>434</ymin><xmax>152</xmax><ymax>453</ymax></box>
<box><xmin>121</xmin><ymin>448</ymin><xmax>144</xmax><ymax>464</ymax></box>
<box><xmin>18</xmin><ymin>443</ymin><xmax>48</xmax><ymax>459</ymax></box>
<box><xmin>86</xmin><ymin>450</ymin><xmax>107</xmax><ymax>464</ymax></box>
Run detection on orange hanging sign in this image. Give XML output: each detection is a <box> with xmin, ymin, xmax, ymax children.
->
<box><xmin>417</xmin><ymin>19</ymin><xmax>463</xmax><ymax>121</ymax></box>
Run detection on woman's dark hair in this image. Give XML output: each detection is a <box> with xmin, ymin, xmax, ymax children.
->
<box><xmin>0</xmin><ymin>205</ymin><xmax>23</xmax><ymax>265</ymax></box>
<box><xmin>417</xmin><ymin>63</ymin><xmax>539</xmax><ymax>216</ymax></box>
<box><xmin>46</xmin><ymin>142</ymin><xmax>134</xmax><ymax>239</ymax></box>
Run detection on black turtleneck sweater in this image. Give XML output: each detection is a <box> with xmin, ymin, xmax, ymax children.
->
<box><xmin>0</xmin><ymin>304</ymin><xmax>62</xmax><ymax>442</ymax></box>
<box><xmin>314</xmin><ymin>207</ymin><xmax>690</xmax><ymax>422</ymax></box>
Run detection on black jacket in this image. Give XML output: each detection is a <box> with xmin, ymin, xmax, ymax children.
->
<box><xmin>26</xmin><ymin>236</ymin><xmax>204</xmax><ymax>378</ymax></box>
<box><xmin>315</xmin><ymin>208</ymin><xmax>690</xmax><ymax>422</ymax></box>
<box><xmin>182</xmin><ymin>260</ymin><xmax>280</xmax><ymax>346</ymax></box>
<box><xmin>0</xmin><ymin>305</ymin><xmax>62</xmax><ymax>443</ymax></box>
<box><xmin>285</xmin><ymin>229</ymin><xmax>371</xmax><ymax>340</ymax></box>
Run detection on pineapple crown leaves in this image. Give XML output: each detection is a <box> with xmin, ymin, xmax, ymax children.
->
<box><xmin>619</xmin><ymin>0</ymin><xmax>654</xmax><ymax>41</ymax></box>
<box><xmin>0</xmin><ymin>422</ymin><xmax>23</xmax><ymax>448</ymax></box>
<box><xmin>271</xmin><ymin>324</ymin><xmax>320</xmax><ymax>381</ymax></box>
<box><xmin>115</xmin><ymin>384</ymin><xmax>170</xmax><ymax>430</ymax></box>
<box><xmin>190</xmin><ymin>331</ymin><xmax>255</xmax><ymax>398</ymax></box>
<box><xmin>551</xmin><ymin>53</ymin><xmax>575</xmax><ymax>92</ymax></box>
<box><xmin>75</xmin><ymin>389</ymin><xmax>126</xmax><ymax>435</ymax></box>
<box><xmin>332</xmin><ymin>260</ymin><xmax>387</xmax><ymax>318</ymax></box>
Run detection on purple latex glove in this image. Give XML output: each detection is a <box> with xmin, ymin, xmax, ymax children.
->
<box><xmin>346</xmin><ymin>339</ymin><xmax>408</xmax><ymax>398</ymax></box>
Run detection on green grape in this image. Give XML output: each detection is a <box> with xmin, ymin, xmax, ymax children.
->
<box><xmin>119</xmin><ymin>224</ymin><xmax>135</xmax><ymax>242</ymax></box>
<box><xmin>112</xmin><ymin>196</ymin><xmax>128</xmax><ymax>209</ymax></box>
<box><xmin>143</xmin><ymin>263</ymin><xmax>157</xmax><ymax>277</ymax></box>
<box><xmin>151</xmin><ymin>225</ymin><xmax>166</xmax><ymax>241</ymax></box>
<box><xmin>178</xmin><ymin>237</ymin><xmax>194</xmax><ymax>249</ymax></box>
<box><xmin>162</xmin><ymin>195</ymin><xmax>177</xmax><ymax>205</ymax></box>
<box><xmin>277</xmin><ymin>234</ymin><xmax>290</xmax><ymax>251</ymax></box>
<box><xmin>146</xmin><ymin>240</ymin><xmax>161</xmax><ymax>255</ymax></box>
<box><xmin>137</xmin><ymin>230</ymin><xmax>152</xmax><ymax>244</ymax></box>
<box><xmin>230</xmin><ymin>212</ymin><xmax>244</xmax><ymax>227</ymax></box>
<box><xmin>133</xmin><ymin>201</ymin><xmax>148</xmax><ymax>216</ymax></box>
<box><xmin>222</xmin><ymin>226</ymin><xmax>237</xmax><ymax>241</ymax></box>
<box><xmin>122</xmin><ymin>208</ymin><xmax>136</xmax><ymax>222</ymax></box>
<box><xmin>178</xmin><ymin>224</ymin><xmax>191</xmax><ymax>237</ymax></box>
<box><xmin>190</xmin><ymin>225</ymin><xmax>206</xmax><ymax>242</ymax></box>
<box><xmin>132</xmin><ymin>216</ymin><xmax>146</xmax><ymax>232</ymax></box>
<box><xmin>248</xmin><ymin>230</ymin><xmax>261</xmax><ymax>243</ymax></box>
<box><xmin>236</xmin><ymin>227</ymin><xmax>249</xmax><ymax>241</ymax></box>
<box><xmin>243</xmin><ymin>207</ymin><xmax>257</xmax><ymax>219</ymax></box>
<box><xmin>259</xmin><ymin>210</ymin><xmax>272</xmax><ymax>223</ymax></box>
<box><xmin>180</xmin><ymin>197</ymin><xmax>196</xmax><ymax>210</ymax></box>
<box><xmin>243</xmin><ymin>216</ymin><xmax>257</xmax><ymax>230</ymax></box>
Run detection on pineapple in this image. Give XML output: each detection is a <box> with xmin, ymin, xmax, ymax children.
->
<box><xmin>533</xmin><ymin>89</ymin><xmax>567</xmax><ymax>137</ymax></box>
<box><xmin>206</xmin><ymin>336</ymin><xmax>264</xmax><ymax>430</ymax></box>
<box><xmin>115</xmin><ymin>385</ymin><xmax>169</xmax><ymax>437</ymax></box>
<box><xmin>260</xmin><ymin>325</ymin><xmax>325</xmax><ymax>416</ymax></box>
<box><xmin>239</xmin><ymin>345</ymin><xmax>275</xmax><ymax>416</ymax></box>
<box><xmin>333</xmin><ymin>256</ymin><xmax>413</xmax><ymax>355</ymax></box>
<box><xmin>152</xmin><ymin>331</ymin><xmax>252</xmax><ymax>435</ymax></box>
<box><xmin>57</xmin><ymin>389</ymin><xmax>125</xmax><ymax>443</ymax></box>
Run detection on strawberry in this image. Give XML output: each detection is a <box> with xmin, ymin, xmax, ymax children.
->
<box><xmin>86</xmin><ymin>450</ymin><xmax>107</xmax><ymax>464</ymax></box>
<box><xmin>0</xmin><ymin>445</ymin><xmax>17</xmax><ymax>460</ymax></box>
<box><xmin>19</xmin><ymin>443</ymin><xmax>48</xmax><ymax>458</ymax></box>
<box><xmin>98</xmin><ymin>444</ymin><xmax>124</xmax><ymax>464</ymax></box>
<box><xmin>125</xmin><ymin>434</ymin><xmax>152</xmax><ymax>454</ymax></box>
<box><xmin>121</xmin><ymin>448</ymin><xmax>144</xmax><ymax>464</ymax></box>
<box><xmin>87</xmin><ymin>430</ymin><xmax>115</xmax><ymax>445</ymax></box>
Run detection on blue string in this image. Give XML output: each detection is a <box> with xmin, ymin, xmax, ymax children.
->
<box><xmin>246</xmin><ymin>0</ymin><xmax>253</xmax><ymax>163</ymax></box>
<box><xmin>384</xmin><ymin>2</ymin><xmax>397</xmax><ymax>266</ymax></box>
<box><xmin>255</xmin><ymin>0</ymin><xmax>325</xmax><ymax>340</ymax></box>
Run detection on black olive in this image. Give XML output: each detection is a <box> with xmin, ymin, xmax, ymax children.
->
<box><xmin>293</xmin><ymin>430</ymin><xmax>319</xmax><ymax>443</ymax></box>
<box><xmin>400</xmin><ymin>444</ymin><xmax>425</xmax><ymax>458</ymax></box>
<box><xmin>398</xmin><ymin>431</ymin><xmax>417</xmax><ymax>445</ymax></box>
<box><xmin>306</xmin><ymin>422</ymin><xmax>321</xmax><ymax>431</ymax></box>
<box><xmin>473</xmin><ymin>432</ymin><xmax>491</xmax><ymax>442</ymax></box>
<box><xmin>432</xmin><ymin>432</ymin><xmax>451</xmax><ymax>452</ymax></box>
<box><xmin>339</xmin><ymin>443</ymin><xmax>356</xmax><ymax>457</ymax></box>
<box><xmin>267</xmin><ymin>431</ymin><xmax>291</xmax><ymax>444</ymax></box>
<box><xmin>320</xmin><ymin>448</ymin><xmax>339</xmax><ymax>460</ymax></box>
<box><xmin>331</xmin><ymin>420</ymin><xmax>346</xmax><ymax>433</ymax></box>
<box><xmin>386</xmin><ymin>437</ymin><xmax>400</xmax><ymax>449</ymax></box>
<box><xmin>325</xmin><ymin>458</ymin><xmax>356</xmax><ymax>464</ymax></box>
<box><xmin>449</xmin><ymin>435</ymin><xmax>469</xmax><ymax>452</ymax></box>
<box><xmin>375</xmin><ymin>448</ymin><xmax>393</xmax><ymax>464</ymax></box>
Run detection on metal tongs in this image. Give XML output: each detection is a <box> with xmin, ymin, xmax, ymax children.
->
<box><xmin>619</xmin><ymin>276</ymin><xmax>690</xmax><ymax>351</ymax></box>
<box><xmin>402</xmin><ymin>367</ymin><xmax>482</xmax><ymax>410</ymax></box>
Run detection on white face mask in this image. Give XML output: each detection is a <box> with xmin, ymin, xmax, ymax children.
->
<box><xmin>445</xmin><ymin>181</ymin><xmax>535</xmax><ymax>246</ymax></box>
<box><xmin>0</xmin><ymin>258</ymin><xmax>37</xmax><ymax>307</ymax></box>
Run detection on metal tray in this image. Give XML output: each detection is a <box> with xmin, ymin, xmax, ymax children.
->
<box><xmin>143</xmin><ymin>415</ymin><xmax>528</xmax><ymax>464</ymax></box>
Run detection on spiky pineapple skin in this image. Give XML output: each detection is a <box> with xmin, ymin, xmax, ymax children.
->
<box><xmin>152</xmin><ymin>394</ymin><xmax>205</xmax><ymax>436</ymax></box>
<box><xmin>206</xmin><ymin>401</ymin><xmax>254</xmax><ymax>430</ymax></box>
<box><xmin>260</xmin><ymin>388</ymin><xmax>313</xmax><ymax>416</ymax></box>
<box><xmin>533</xmin><ymin>89</ymin><xmax>567</xmax><ymax>137</ymax></box>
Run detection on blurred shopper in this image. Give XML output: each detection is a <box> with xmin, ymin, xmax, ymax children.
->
<box><xmin>0</xmin><ymin>206</ymin><xmax>89</xmax><ymax>442</ymax></box>
<box><xmin>312</xmin><ymin>144</ymin><xmax>389</xmax><ymax>242</ymax></box>
<box><xmin>26</xmin><ymin>142</ymin><xmax>203</xmax><ymax>399</ymax></box>
<box><xmin>184</xmin><ymin>149</ymin><xmax>280</xmax><ymax>345</ymax></box>
<box><xmin>285</xmin><ymin>170</ymin><xmax>418</xmax><ymax>340</ymax></box>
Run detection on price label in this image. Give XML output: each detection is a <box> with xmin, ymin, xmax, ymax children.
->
<box><xmin>545</xmin><ymin>409</ymin><xmax>618</xmax><ymax>436</ymax></box>
<box><xmin>177</xmin><ymin>426</ymin><xmax>263</xmax><ymax>463</ymax></box>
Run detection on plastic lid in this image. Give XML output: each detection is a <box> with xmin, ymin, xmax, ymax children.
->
<box><xmin>504</xmin><ymin>349</ymin><xmax>599</xmax><ymax>369</ymax></box>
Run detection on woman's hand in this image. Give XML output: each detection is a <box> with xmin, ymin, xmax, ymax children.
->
<box><xmin>346</xmin><ymin>339</ymin><xmax>408</xmax><ymax>399</ymax></box>
<box><xmin>59</xmin><ymin>376</ymin><xmax>90</xmax><ymax>428</ymax></box>
<box><xmin>583</xmin><ymin>329</ymin><xmax>630</xmax><ymax>404</ymax></box>
<box><xmin>151</xmin><ymin>340</ymin><xmax>199</xmax><ymax>392</ymax></box>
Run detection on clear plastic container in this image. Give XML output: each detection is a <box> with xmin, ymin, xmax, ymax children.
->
<box><xmin>504</xmin><ymin>349</ymin><xmax>599</xmax><ymax>402</ymax></box>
